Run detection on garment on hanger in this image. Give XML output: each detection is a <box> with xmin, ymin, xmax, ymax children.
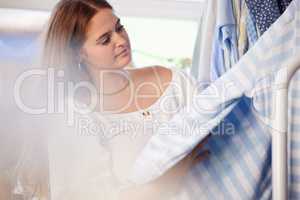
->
<box><xmin>288</xmin><ymin>71</ymin><xmax>300</xmax><ymax>198</ymax></box>
<box><xmin>237</xmin><ymin>0</ymin><xmax>250</xmax><ymax>56</ymax></box>
<box><xmin>194</xmin><ymin>0</ymin><xmax>296</xmax><ymax>198</ymax></box>
<box><xmin>210</xmin><ymin>0</ymin><xmax>238</xmax><ymax>81</ymax></box>
<box><xmin>279</xmin><ymin>0</ymin><xmax>294</xmax><ymax>12</ymax></box>
<box><xmin>245</xmin><ymin>0</ymin><xmax>293</xmax><ymax>34</ymax></box>
<box><xmin>130</xmin><ymin>1</ymin><xmax>300</xmax><ymax>199</ymax></box>
<box><xmin>190</xmin><ymin>0</ymin><xmax>218</xmax><ymax>84</ymax></box>
<box><xmin>246</xmin><ymin>10</ymin><xmax>259</xmax><ymax>48</ymax></box>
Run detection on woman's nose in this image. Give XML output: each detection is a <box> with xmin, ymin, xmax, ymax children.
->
<box><xmin>113</xmin><ymin>31</ymin><xmax>127</xmax><ymax>47</ymax></box>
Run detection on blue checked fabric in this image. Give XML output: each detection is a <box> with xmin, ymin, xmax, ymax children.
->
<box><xmin>130</xmin><ymin>1</ymin><xmax>300</xmax><ymax>199</ymax></box>
<box><xmin>246</xmin><ymin>11</ymin><xmax>259</xmax><ymax>48</ymax></box>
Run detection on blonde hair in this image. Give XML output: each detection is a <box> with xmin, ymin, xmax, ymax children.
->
<box><xmin>42</xmin><ymin>0</ymin><xmax>113</xmax><ymax>79</ymax></box>
<box><xmin>8</xmin><ymin>1</ymin><xmax>114</xmax><ymax>199</ymax></box>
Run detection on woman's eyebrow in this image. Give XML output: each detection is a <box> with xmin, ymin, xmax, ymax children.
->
<box><xmin>96</xmin><ymin>18</ymin><xmax>121</xmax><ymax>42</ymax></box>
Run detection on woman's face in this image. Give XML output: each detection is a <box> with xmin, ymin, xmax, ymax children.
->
<box><xmin>80</xmin><ymin>9</ymin><xmax>131</xmax><ymax>70</ymax></box>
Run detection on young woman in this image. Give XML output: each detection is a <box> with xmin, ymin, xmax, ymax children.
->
<box><xmin>43</xmin><ymin>0</ymin><xmax>210</xmax><ymax>199</ymax></box>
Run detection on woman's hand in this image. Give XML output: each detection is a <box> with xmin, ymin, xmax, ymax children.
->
<box><xmin>151</xmin><ymin>134</ymin><xmax>210</xmax><ymax>196</ymax></box>
<box><xmin>119</xmin><ymin>134</ymin><xmax>210</xmax><ymax>200</ymax></box>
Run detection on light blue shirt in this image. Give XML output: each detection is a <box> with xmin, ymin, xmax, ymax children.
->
<box><xmin>210</xmin><ymin>0</ymin><xmax>238</xmax><ymax>81</ymax></box>
<box><xmin>130</xmin><ymin>1</ymin><xmax>300</xmax><ymax>198</ymax></box>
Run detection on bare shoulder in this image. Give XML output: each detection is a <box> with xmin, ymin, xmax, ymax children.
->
<box><xmin>152</xmin><ymin>65</ymin><xmax>173</xmax><ymax>83</ymax></box>
<box><xmin>131</xmin><ymin>66</ymin><xmax>172</xmax><ymax>83</ymax></box>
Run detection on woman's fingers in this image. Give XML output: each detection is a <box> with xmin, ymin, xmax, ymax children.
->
<box><xmin>190</xmin><ymin>133</ymin><xmax>211</xmax><ymax>158</ymax></box>
<box><xmin>180</xmin><ymin>133</ymin><xmax>211</xmax><ymax>169</ymax></box>
<box><xmin>155</xmin><ymin>133</ymin><xmax>212</xmax><ymax>186</ymax></box>
<box><xmin>192</xmin><ymin>149</ymin><xmax>210</xmax><ymax>166</ymax></box>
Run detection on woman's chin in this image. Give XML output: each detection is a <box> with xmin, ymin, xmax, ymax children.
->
<box><xmin>117</xmin><ymin>55</ymin><xmax>132</xmax><ymax>68</ymax></box>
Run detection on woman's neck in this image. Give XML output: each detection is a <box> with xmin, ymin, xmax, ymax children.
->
<box><xmin>88</xmin><ymin>68</ymin><xmax>132</xmax><ymax>96</ymax></box>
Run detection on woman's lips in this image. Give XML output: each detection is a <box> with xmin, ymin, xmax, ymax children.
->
<box><xmin>116</xmin><ymin>48</ymin><xmax>129</xmax><ymax>57</ymax></box>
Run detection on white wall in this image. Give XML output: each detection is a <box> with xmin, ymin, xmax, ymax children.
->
<box><xmin>0</xmin><ymin>0</ymin><xmax>58</xmax><ymax>10</ymax></box>
<box><xmin>0</xmin><ymin>0</ymin><xmax>205</xmax><ymax>20</ymax></box>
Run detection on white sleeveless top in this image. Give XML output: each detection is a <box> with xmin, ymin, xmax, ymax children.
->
<box><xmin>48</xmin><ymin>68</ymin><xmax>198</xmax><ymax>200</ymax></box>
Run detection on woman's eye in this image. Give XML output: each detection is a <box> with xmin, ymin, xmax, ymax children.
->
<box><xmin>98</xmin><ymin>25</ymin><xmax>125</xmax><ymax>45</ymax></box>
<box><xmin>101</xmin><ymin>37</ymin><xmax>111</xmax><ymax>45</ymax></box>
<box><xmin>116</xmin><ymin>25</ymin><xmax>125</xmax><ymax>32</ymax></box>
